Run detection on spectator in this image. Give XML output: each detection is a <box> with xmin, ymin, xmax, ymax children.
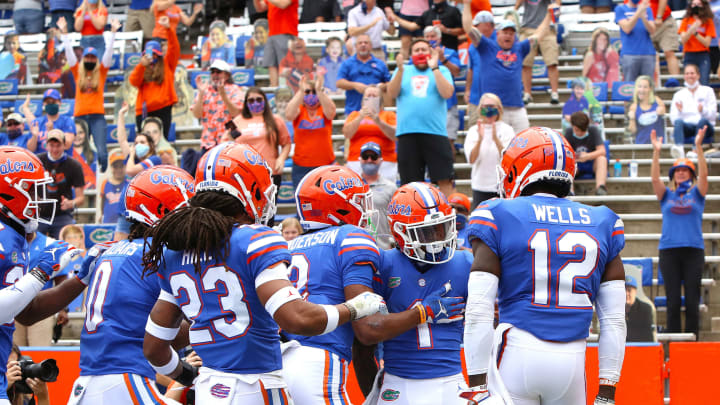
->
<box><xmin>318</xmin><ymin>37</ymin><xmax>346</xmax><ymax>93</ymax></box>
<box><xmin>253</xmin><ymin>0</ymin><xmax>300</xmax><ymax>87</ymax></box>
<box><xmin>464</xmin><ymin>3</ymin><xmax>554</xmax><ymax>133</ymax></box>
<box><xmin>625</xmin><ymin>275</ymin><xmax>656</xmax><ymax>342</ymax></box>
<box><xmin>356</xmin><ymin>142</ymin><xmax>397</xmax><ymax>242</ymax></box>
<box><xmin>129</xmin><ymin>17</ymin><xmax>180</xmax><ymax>141</ymax></box>
<box><xmin>2</xmin><ymin>113</ymin><xmax>32</xmax><ymax>149</ymax></box>
<box><xmin>279</xmin><ymin>37</ymin><xmax>314</xmax><ymax>92</ymax></box>
<box><xmin>286</xmin><ymin>76</ymin><xmax>337</xmax><ymax>189</ymax></box>
<box><xmin>274</xmin><ymin>87</ymin><xmax>294</xmax><ymax>136</ymax></box>
<box><xmin>711</xmin><ymin>0</ymin><xmax>720</xmax><ymax>75</ymax></box>
<box><xmin>60</xmin><ymin>17</ymin><xmax>119</xmax><ymax>173</ymax></box>
<box><xmin>516</xmin><ymin>0</ymin><xmax>561</xmax><ymax>105</ymax></box>
<box><xmin>651</xmin><ymin>0</ymin><xmax>681</xmax><ymax>76</ymax></box>
<box><xmin>447</xmin><ymin>192</ymin><xmax>471</xmax><ymax>249</ymax></box>
<box><xmin>72</xmin><ymin>119</ymin><xmax>97</xmax><ymax>190</ymax></box>
<box><xmin>580</xmin><ymin>0</ymin><xmax>613</xmax><ymax>13</ymax></box>
<box><xmin>615</xmin><ymin>0</ymin><xmax>656</xmax><ymax>83</ymax></box>
<box><xmin>37</xmin><ymin>29</ymin><xmax>65</xmax><ymax>85</ymax></box>
<box><xmin>347</xmin><ymin>0</ymin><xmax>396</xmax><ymax>60</ymax></box>
<box><xmin>1</xmin><ymin>34</ymin><xmax>29</xmax><ymax>85</ymax></box>
<box><xmin>343</xmin><ymin>85</ymin><xmax>398</xmax><ymax>182</ymax></box>
<box><xmin>245</xmin><ymin>18</ymin><xmax>269</xmax><ymax>69</ymax></box>
<box><xmin>191</xmin><ymin>59</ymin><xmax>244</xmax><ymax>153</ymax></box>
<box><xmin>101</xmin><ymin>149</ymin><xmax>129</xmax><ymax>224</ymax></box>
<box><xmin>463</xmin><ymin>93</ymin><xmax>514</xmax><ymax>209</ymax></box>
<box><xmin>13</xmin><ymin>0</ymin><xmax>44</xmax><ymax>35</ymax></box>
<box><xmin>74</xmin><ymin>0</ymin><xmax>109</xmax><ymax>57</ymax></box>
<box><xmin>151</xmin><ymin>0</ymin><xmax>203</xmax><ymax>40</ymax></box>
<box><xmin>670</xmin><ymin>63</ymin><xmax>717</xmax><ymax>144</ymax></box>
<box><xmin>126</xmin><ymin>0</ymin><xmax>156</xmax><ymax>42</ymax></box>
<box><xmin>201</xmin><ymin>21</ymin><xmax>237</xmax><ymax>68</ymax></box>
<box><xmin>386</xmin><ymin>0</ymin><xmax>464</xmax><ymax>52</ymax></box>
<box><xmin>629</xmin><ymin>75</ymin><xmax>666</xmax><ymax>144</ymax></box>
<box><xmin>336</xmin><ymin>34</ymin><xmax>392</xmax><ymax>114</ymax></box>
<box><xmin>37</xmin><ymin>130</ymin><xmax>85</xmax><ymax>239</ymax></box>
<box><xmin>388</xmin><ymin>39</ymin><xmax>455</xmax><ymax>196</ymax></box>
<box><xmin>231</xmin><ymin>87</ymin><xmax>292</xmax><ymax>190</ymax></box>
<box><xmin>679</xmin><ymin>0</ymin><xmax>717</xmax><ymax>85</ymax></box>
<box><xmin>281</xmin><ymin>217</ymin><xmax>303</xmax><ymax>241</ymax></box>
<box><xmin>6</xmin><ymin>345</ymin><xmax>51</xmax><ymax>405</ymax></box>
<box><xmin>651</xmin><ymin>127</ymin><xmax>708</xmax><ymax>339</ymax></box>
<box><xmin>119</xmin><ymin>103</ymin><xmax>178</xmax><ymax>166</ymax></box>
<box><xmin>463</xmin><ymin>10</ymin><xmax>496</xmax><ymax>128</ymax></box>
<box><xmin>49</xmin><ymin>0</ymin><xmax>76</xmax><ymax>32</ymax></box>
<box><xmin>385</xmin><ymin>0</ymin><xmax>430</xmax><ymax>58</ymax></box>
<box><xmin>22</xmin><ymin>90</ymin><xmax>76</xmax><ymax>156</ymax></box>
<box><xmin>564</xmin><ymin>112</ymin><xmax>608</xmax><ymax>195</ymax></box>
<box><xmin>582</xmin><ymin>27</ymin><xmax>621</xmax><ymax>85</ymax></box>
<box><xmin>300</xmin><ymin>0</ymin><xmax>341</xmax><ymax>22</ymax></box>
<box><xmin>562</xmin><ymin>78</ymin><xmax>590</xmax><ymax>131</ymax></box>
<box><xmin>424</xmin><ymin>25</ymin><xmax>462</xmax><ymax>153</ymax></box>
<box><xmin>121</xmin><ymin>132</ymin><xmax>162</xmax><ymax>177</ymax></box>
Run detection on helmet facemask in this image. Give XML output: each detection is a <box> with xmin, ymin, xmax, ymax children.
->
<box><xmin>16</xmin><ymin>175</ymin><xmax>55</xmax><ymax>232</ymax></box>
<box><xmin>395</xmin><ymin>211</ymin><xmax>457</xmax><ymax>264</ymax></box>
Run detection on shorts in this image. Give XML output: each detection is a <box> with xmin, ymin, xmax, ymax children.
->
<box><xmin>397</xmin><ymin>133</ymin><xmax>455</xmax><ymax>184</ymax></box>
<box><xmin>520</xmin><ymin>27</ymin><xmax>559</xmax><ymax>67</ymax></box>
<box><xmin>579</xmin><ymin>0</ymin><xmax>614</xmax><ymax>7</ymax></box>
<box><xmin>652</xmin><ymin>17</ymin><xmax>679</xmax><ymax>52</ymax></box>
<box><xmin>446</xmin><ymin>105</ymin><xmax>460</xmax><ymax>140</ymax></box>
<box><xmin>68</xmin><ymin>374</ymin><xmax>167</xmax><ymax>405</ymax></box>
<box><xmin>282</xmin><ymin>342</ymin><xmax>351</xmax><ymax>404</ymax></box>
<box><xmin>263</xmin><ymin>34</ymin><xmax>294</xmax><ymax>68</ymax></box>
<box><xmin>502</xmin><ymin>107</ymin><xmax>530</xmax><ymax>133</ymax></box>
<box><xmin>194</xmin><ymin>367</ymin><xmax>290</xmax><ymax>405</ymax></box>
<box><xmin>398</xmin><ymin>13</ymin><xmax>423</xmax><ymax>37</ymax></box>
<box><xmin>374</xmin><ymin>372</ymin><xmax>468</xmax><ymax>404</ymax></box>
<box><xmin>576</xmin><ymin>161</ymin><xmax>595</xmax><ymax>177</ymax></box>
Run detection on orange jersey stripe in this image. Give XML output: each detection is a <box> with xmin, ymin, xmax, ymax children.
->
<box><xmin>469</xmin><ymin>219</ymin><xmax>498</xmax><ymax>230</ymax></box>
<box><xmin>247</xmin><ymin>245</ymin><xmax>286</xmax><ymax>264</ymax></box>
<box><xmin>612</xmin><ymin>230</ymin><xmax>624</xmax><ymax>237</ymax></box>
<box><xmin>337</xmin><ymin>246</ymin><xmax>380</xmax><ymax>256</ymax></box>
<box><xmin>323</xmin><ymin>351</ymin><xmax>332</xmax><ymax>405</ymax></box>
<box><xmin>123</xmin><ymin>374</ymin><xmax>141</xmax><ymax>405</ymax></box>
<box><xmin>251</xmin><ymin>230</ymin><xmax>278</xmax><ymax>240</ymax></box>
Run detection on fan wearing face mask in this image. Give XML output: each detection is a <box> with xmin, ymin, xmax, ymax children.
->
<box><xmin>562</xmin><ymin>111</ymin><xmax>608</xmax><ymax>196</ymax></box>
<box><xmin>669</xmin><ymin>63</ymin><xmax>717</xmax><ymax>144</ymax></box>
<box><xmin>124</xmin><ymin>133</ymin><xmax>161</xmax><ymax>177</ymax></box>
<box><xmin>679</xmin><ymin>0</ymin><xmax>717</xmax><ymax>85</ymax></box>
<box><xmin>1</xmin><ymin>113</ymin><xmax>32</xmax><ymax>149</ymax></box>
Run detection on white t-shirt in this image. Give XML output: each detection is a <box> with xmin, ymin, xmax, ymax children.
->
<box><xmin>347</xmin><ymin>4</ymin><xmax>390</xmax><ymax>49</ymax></box>
<box><xmin>464</xmin><ymin>120</ymin><xmax>515</xmax><ymax>192</ymax></box>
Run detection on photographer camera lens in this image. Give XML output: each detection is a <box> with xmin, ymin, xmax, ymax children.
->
<box><xmin>13</xmin><ymin>356</ymin><xmax>59</xmax><ymax>394</ymax></box>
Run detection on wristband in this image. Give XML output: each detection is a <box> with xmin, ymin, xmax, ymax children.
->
<box><xmin>30</xmin><ymin>268</ymin><xmax>49</xmax><ymax>284</ymax></box>
<box><xmin>599</xmin><ymin>378</ymin><xmax>618</xmax><ymax>387</ymax></box>
<box><xmin>151</xmin><ymin>349</ymin><xmax>179</xmax><ymax>376</ymax></box>
<box><xmin>321</xmin><ymin>304</ymin><xmax>340</xmax><ymax>335</ymax></box>
<box><xmin>416</xmin><ymin>304</ymin><xmax>427</xmax><ymax>324</ymax></box>
<box><xmin>145</xmin><ymin>317</ymin><xmax>180</xmax><ymax>341</ymax></box>
<box><xmin>432</xmin><ymin>66</ymin><xmax>440</xmax><ymax>71</ymax></box>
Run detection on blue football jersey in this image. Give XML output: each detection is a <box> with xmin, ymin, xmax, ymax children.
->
<box><xmin>285</xmin><ymin>225</ymin><xmax>379</xmax><ymax>361</ymax></box>
<box><xmin>467</xmin><ymin>195</ymin><xmax>625</xmax><ymax>342</ymax></box>
<box><xmin>157</xmin><ymin>225</ymin><xmax>290</xmax><ymax>374</ymax></box>
<box><xmin>80</xmin><ymin>238</ymin><xmax>160</xmax><ymax>378</ymax></box>
<box><xmin>0</xmin><ymin>222</ymin><xmax>28</xmax><ymax>399</ymax></box>
<box><xmin>374</xmin><ymin>248</ymin><xmax>471</xmax><ymax>379</ymax></box>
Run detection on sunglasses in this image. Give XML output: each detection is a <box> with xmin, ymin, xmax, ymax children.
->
<box><xmin>361</xmin><ymin>153</ymin><xmax>379</xmax><ymax>161</ymax></box>
<box><xmin>247</xmin><ymin>97</ymin><xmax>264</xmax><ymax>104</ymax></box>
<box><xmin>6</xmin><ymin>121</ymin><xmax>21</xmax><ymax>127</ymax></box>
<box><xmin>481</xmin><ymin>104</ymin><xmax>497</xmax><ymax>109</ymax></box>
<box><xmin>210</xmin><ymin>68</ymin><xmax>223</xmax><ymax>74</ymax></box>
<box><xmin>304</xmin><ymin>89</ymin><xmax>317</xmax><ymax>95</ymax></box>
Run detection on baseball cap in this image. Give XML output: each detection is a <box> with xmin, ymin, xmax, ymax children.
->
<box><xmin>46</xmin><ymin>129</ymin><xmax>64</xmax><ymax>144</ymax></box>
<box><xmin>447</xmin><ymin>192</ymin><xmax>471</xmax><ymax>213</ymax></box>
<box><xmin>83</xmin><ymin>47</ymin><xmax>98</xmax><ymax>57</ymax></box>
<box><xmin>571</xmin><ymin>78</ymin><xmax>586</xmax><ymax>89</ymax></box>
<box><xmin>498</xmin><ymin>20</ymin><xmax>517</xmax><ymax>31</ymax></box>
<box><xmin>109</xmin><ymin>148</ymin><xmax>125</xmax><ymax>166</ymax></box>
<box><xmin>6</xmin><ymin>112</ymin><xmax>24</xmax><ymax>124</ymax></box>
<box><xmin>360</xmin><ymin>142</ymin><xmax>382</xmax><ymax>157</ymax></box>
<box><xmin>144</xmin><ymin>40</ymin><xmax>163</xmax><ymax>56</ymax></box>
<box><xmin>625</xmin><ymin>275</ymin><xmax>638</xmax><ymax>289</ymax></box>
<box><xmin>209</xmin><ymin>20</ymin><xmax>227</xmax><ymax>32</ymax></box>
<box><xmin>43</xmin><ymin>89</ymin><xmax>61</xmax><ymax>101</ymax></box>
<box><xmin>473</xmin><ymin>11</ymin><xmax>494</xmax><ymax>25</ymax></box>
<box><xmin>210</xmin><ymin>59</ymin><xmax>232</xmax><ymax>73</ymax></box>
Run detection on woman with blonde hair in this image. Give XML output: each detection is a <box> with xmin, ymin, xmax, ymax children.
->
<box><xmin>59</xmin><ymin>16</ymin><xmax>119</xmax><ymax>172</ymax></box>
<box><xmin>201</xmin><ymin>20</ymin><xmax>236</xmax><ymax>68</ymax></box>
<box><xmin>463</xmin><ymin>92</ymin><xmax>515</xmax><ymax>209</ymax></box>
<box><xmin>582</xmin><ymin>27</ymin><xmax>620</xmax><ymax>85</ymax></box>
<box><xmin>628</xmin><ymin>75</ymin><xmax>666</xmax><ymax>144</ymax></box>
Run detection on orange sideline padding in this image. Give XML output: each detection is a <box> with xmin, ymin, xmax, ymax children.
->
<box><xmin>668</xmin><ymin>342</ymin><xmax>720</xmax><ymax>403</ymax></box>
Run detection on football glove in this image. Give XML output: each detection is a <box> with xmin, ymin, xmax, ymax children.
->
<box><xmin>594</xmin><ymin>396</ymin><xmax>615</xmax><ymax>405</ymax></box>
<box><xmin>35</xmin><ymin>241</ymin><xmax>80</xmax><ymax>280</ymax></box>
<box><xmin>422</xmin><ymin>282</ymin><xmax>465</xmax><ymax>323</ymax></box>
<box><xmin>343</xmin><ymin>292</ymin><xmax>388</xmax><ymax>320</ymax></box>
<box><xmin>75</xmin><ymin>241</ymin><xmax>117</xmax><ymax>285</ymax></box>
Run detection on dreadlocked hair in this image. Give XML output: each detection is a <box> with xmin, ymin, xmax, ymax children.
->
<box><xmin>142</xmin><ymin>191</ymin><xmax>247</xmax><ymax>276</ymax></box>
<box><xmin>128</xmin><ymin>220</ymin><xmax>151</xmax><ymax>241</ymax></box>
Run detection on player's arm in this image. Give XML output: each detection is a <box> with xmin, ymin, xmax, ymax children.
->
<box><xmin>595</xmin><ymin>255</ymin><xmax>627</xmax><ymax>404</ymax></box>
<box><xmin>257</xmin><ymin>262</ymin><xmax>385</xmax><ymax>336</ymax></box>
<box><xmin>15</xmin><ymin>277</ymin><xmax>85</xmax><ymax>325</ymax></box>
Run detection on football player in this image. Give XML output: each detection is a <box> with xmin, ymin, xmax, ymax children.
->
<box><xmin>142</xmin><ymin>144</ymin><xmax>386</xmax><ymax>404</ymax></box>
<box><xmin>282</xmin><ymin>165</ymin><xmax>385</xmax><ymax>404</ymax></box>
<box><xmin>461</xmin><ymin>127</ymin><xmax>626</xmax><ymax>405</ymax></box>
<box><xmin>16</xmin><ymin>165</ymin><xmax>195</xmax><ymax>404</ymax></box>
<box><xmin>358</xmin><ymin>182</ymin><xmax>471</xmax><ymax>405</ymax></box>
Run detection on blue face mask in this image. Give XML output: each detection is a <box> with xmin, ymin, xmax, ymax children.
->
<box><xmin>135</xmin><ymin>143</ymin><xmax>150</xmax><ymax>159</ymax></box>
<box><xmin>676</xmin><ymin>180</ymin><xmax>693</xmax><ymax>194</ymax></box>
<box><xmin>456</xmin><ymin>214</ymin><xmax>468</xmax><ymax>230</ymax></box>
<box><xmin>304</xmin><ymin>94</ymin><xmax>320</xmax><ymax>107</ymax></box>
<box><xmin>572</xmin><ymin>130</ymin><xmax>589</xmax><ymax>139</ymax></box>
<box><xmin>481</xmin><ymin>106</ymin><xmax>499</xmax><ymax>118</ymax></box>
<box><xmin>361</xmin><ymin>162</ymin><xmax>380</xmax><ymax>176</ymax></box>
<box><xmin>428</xmin><ymin>39</ymin><xmax>439</xmax><ymax>48</ymax></box>
<box><xmin>87</xmin><ymin>0</ymin><xmax>98</xmax><ymax>4</ymax></box>
<box><xmin>248</xmin><ymin>100</ymin><xmax>265</xmax><ymax>114</ymax></box>
<box><xmin>7</xmin><ymin>128</ymin><xmax>22</xmax><ymax>139</ymax></box>
<box><xmin>44</xmin><ymin>103</ymin><xmax>59</xmax><ymax>116</ymax></box>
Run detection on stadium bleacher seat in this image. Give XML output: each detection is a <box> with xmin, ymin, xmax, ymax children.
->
<box><xmin>0</xmin><ymin>78</ymin><xmax>18</xmax><ymax>109</ymax></box>
<box><xmin>106</xmin><ymin>124</ymin><xmax>136</xmax><ymax>144</ymax></box>
<box><xmin>609</xmin><ymin>81</ymin><xmax>634</xmax><ymax>115</ymax></box>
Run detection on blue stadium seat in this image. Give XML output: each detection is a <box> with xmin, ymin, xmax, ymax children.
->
<box><xmin>231</xmin><ymin>68</ymin><xmax>254</xmax><ymax>86</ymax></box>
<box><xmin>14</xmin><ymin>99</ymin><xmax>42</xmax><ymax>116</ymax></box>
<box><xmin>531</xmin><ymin>60</ymin><xmax>549</xmax><ymax>91</ymax></box>
<box><xmin>60</xmin><ymin>99</ymin><xmax>74</xmax><ymax>117</ymax></box>
<box><xmin>609</xmin><ymin>81</ymin><xmax>634</xmax><ymax>115</ymax></box>
<box><xmin>189</xmin><ymin>70</ymin><xmax>209</xmax><ymax>89</ymax></box>
<box><xmin>623</xmin><ymin>258</ymin><xmax>654</xmax><ymax>287</ymax></box>
<box><xmin>0</xmin><ymin>79</ymin><xmax>17</xmax><ymax>109</ymax></box>
<box><xmin>277</xmin><ymin>181</ymin><xmax>295</xmax><ymax>204</ymax></box>
<box><xmin>123</xmin><ymin>53</ymin><xmax>142</xmax><ymax>70</ymax></box>
<box><xmin>235</xmin><ymin>35</ymin><xmax>251</xmax><ymax>66</ymax></box>
<box><xmin>106</xmin><ymin>124</ymin><xmax>136</xmax><ymax>144</ymax></box>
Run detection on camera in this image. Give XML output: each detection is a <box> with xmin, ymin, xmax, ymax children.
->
<box><xmin>13</xmin><ymin>356</ymin><xmax>59</xmax><ymax>394</ymax></box>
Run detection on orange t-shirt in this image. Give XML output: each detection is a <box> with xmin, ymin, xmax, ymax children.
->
<box><xmin>292</xmin><ymin>105</ymin><xmax>334</xmax><ymax>167</ymax></box>
<box><xmin>152</xmin><ymin>4</ymin><xmax>182</xmax><ymax>39</ymax></box>
<box><xmin>679</xmin><ymin>17</ymin><xmax>716</xmax><ymax>53</ymax></box>
<box><xmin>471</xmin><ymin>0</ymin><xmax>492</xmax><ymax>16</ymax></box>
<box><xmin>268</xmin><ymin>0</ymin><xmax>299</xmax><ymax>37</ymax></box>
<box><xmin>346</xmin><ymin>111</ymin><xmax>397</xmax><ymax>163</ymax></box>
<box><xmin>71</xmin><ymin>64</ymin><xmax>109</xmax><ymax>116</ymax></box>
<box><xmin>129</xmin><ymin>26</ymin><xmax>180</xmax><ymax>115</ymax></box>
<box><xmin>75</xmin><ymin>6</ymin><xmax>108</xmax><ymax>36</ymax></box>
<box><xmin>232</xmin><ymin>114</ymin><xmax>292</xmax><ymax>175</ymax></box>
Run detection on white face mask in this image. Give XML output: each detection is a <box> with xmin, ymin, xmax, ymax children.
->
<box><xmin>685</xmin><ymin>80</ymin><xmax>699</xmax><ymax>90</ymax></box>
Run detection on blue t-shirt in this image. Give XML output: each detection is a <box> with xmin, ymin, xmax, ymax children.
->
<box><xmin>318</xmin><ymin>55</ymin><xmax>345</xmax><ymax>92</ymax></box>
<box><xmin>208</xmin><ymin>43</ymin><xmax>236</xmax><ymax>66</ymax></box>
<box><xmin>443</xmin><ymin>47</ymin><xmax>460</xmax><ymax>110</ymax></box>
<box><xmin>4</xmin><ymin>132</ymin><xmax>32</xmax><ymax>149</ymax></box>
<box><xmin>475</xmin><ymin>37</ymin><xmax>531</xmax><ymax>108</ymax></box>
<box><xmin>394</xmin><ymin>64</ymin><xmax>453</xmax><ymax>137</ymax></box>
<box><xmin>49</xmin><ymin>0</ymin><xmax>79</xmax><ymax>11</ymax></box>
<box><xmin>614</xmin><ymin>4</ymin><xmax>655</xmax><ymax>55</ymax></box>
<box><xmin>102</xmin><ymin>179</ymin><xmax>128</xmax><ymax>224</ymax></box>
<box><xmin>129</xmin><ymin>0</ymin><xmax>152</xmax><ymax>10</ymax></box>
<box><xmin>337</xmin><ymin>55</ymin><xmax>391</xmax><ymax>113</ymax></box>
<box><xmin>659</xmin><ymin>186</ymin><xmax>705</xmax><ymax>250</ymax></box>
<box><xmin>562</xmin><ymin>94</ymin><xmax>589</xmax><ymax>117</ymax></box>
<box><xmin>33</xmin><ymin>115</ymin><xmax>77</xmax><ymax>155</ymax></box>
<box><xmin>635</xmin><ymin>101</ymin><xmax>664</xmax><ymax>144</ymax></box>
<box><xmin>468</xmin><ymin>31</ymin><xmax>496</xmax><ymax>106</ymax></box>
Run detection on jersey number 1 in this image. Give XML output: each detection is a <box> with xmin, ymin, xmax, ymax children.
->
<box><xmin>529</xmin><ymin>230</ymin><xmax>598</xmax><ymax>309</ymax></box>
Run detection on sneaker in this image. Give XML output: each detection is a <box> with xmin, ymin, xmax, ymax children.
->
<box><xmin>550</xmin><ymin>92</ymin><xmax>560</xmax><ymax>104</ymax></box>
<box><xmin>670</xmin><ymin>144</ymin><xmax>685</xmax><ymax>159</ymax></box>
<box><xmin>595</xmin><ymin>185</ymin><xmax>608</xmax><ymax>195</ymax></box>
<box><xmin>523</xmin><ymin>93</ymin><xmax>533</xmax><ymax>105</ymax></box>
